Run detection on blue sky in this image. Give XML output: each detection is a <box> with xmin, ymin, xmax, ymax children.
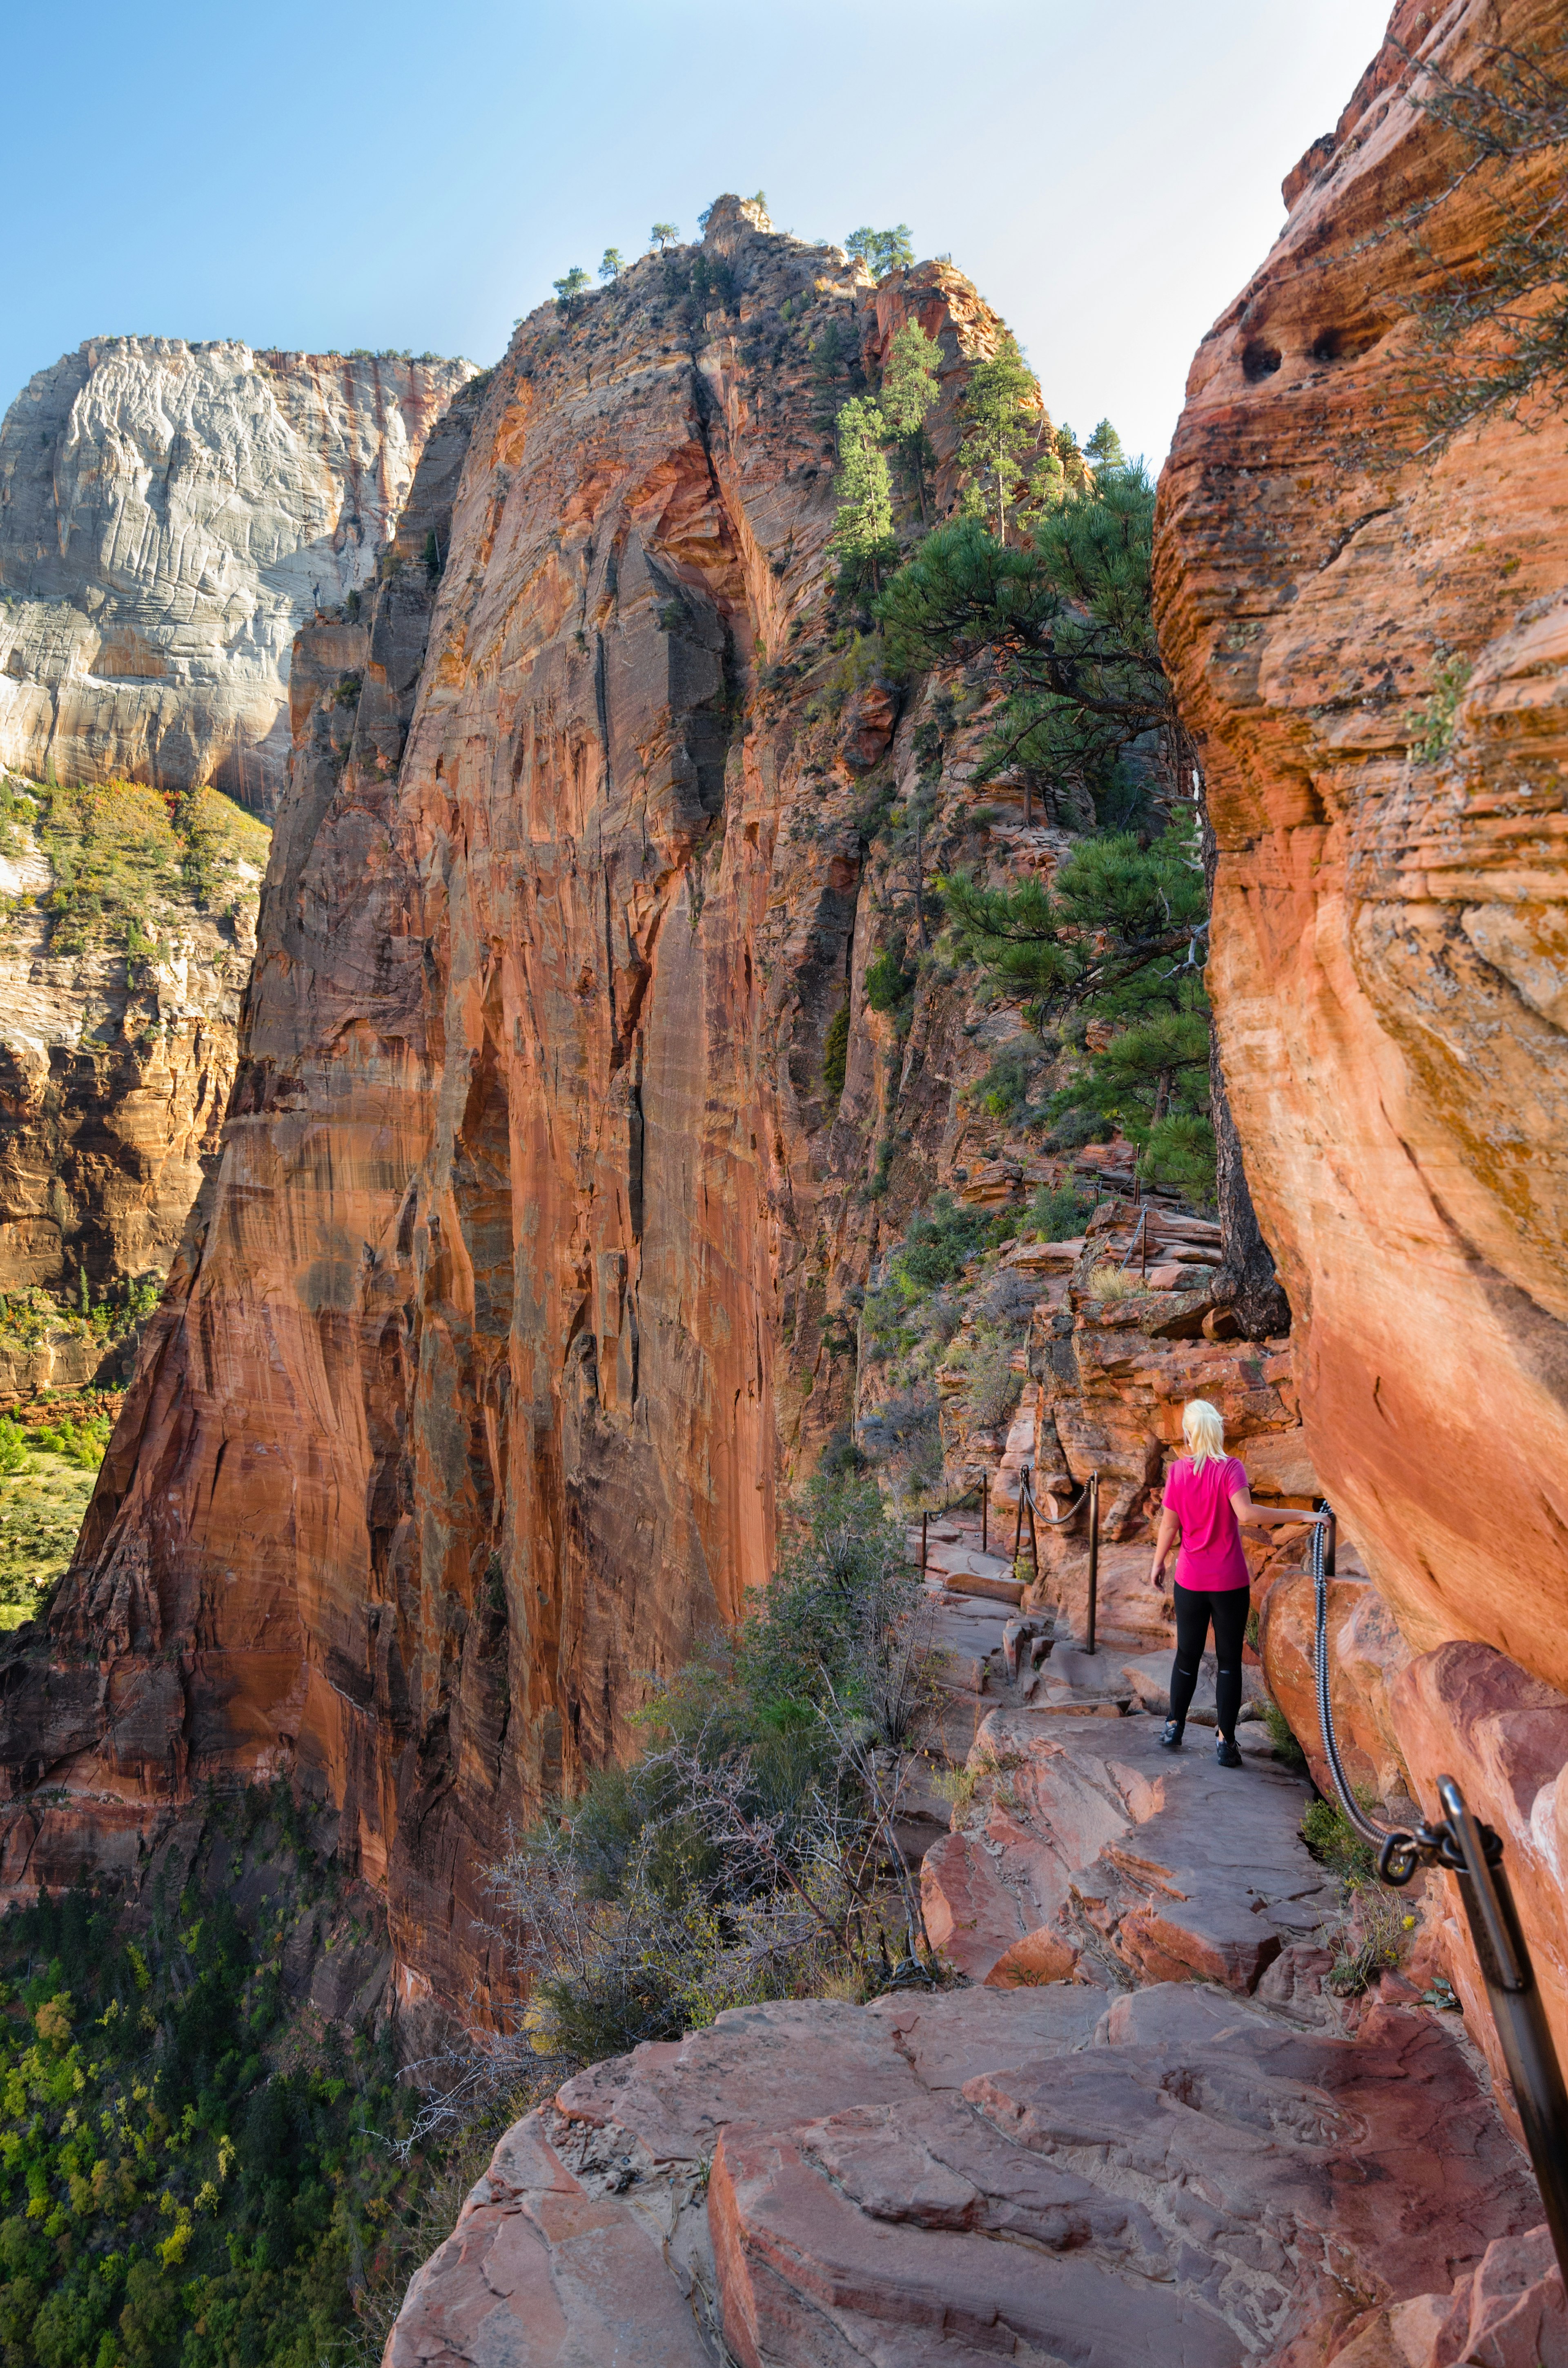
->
<box><xmin>9</xmin><ymin>0</ymin><xmax>1390</xmax><ymax>466</ymax></box>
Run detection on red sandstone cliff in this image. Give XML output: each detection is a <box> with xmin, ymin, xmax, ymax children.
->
<box><xmin>0</xmin><ymin>208</ymin><xmax>1041</xmax><ymax>1996</ymax></box>
<box><xmin>1154</xmin><ymin>0</ymin><xmax>1568</xmax><ymax>2094</ymax></box>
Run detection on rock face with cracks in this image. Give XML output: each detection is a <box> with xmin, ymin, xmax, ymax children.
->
<box><xmin>1155</xmin><ymin>0</ymin><xmax>1568</xmax><ymax>1692</ymax></box>
<box><xmin>0</xmin><ymin>337</ymin><xmax>474</xmax><ymax>811</ymax></box>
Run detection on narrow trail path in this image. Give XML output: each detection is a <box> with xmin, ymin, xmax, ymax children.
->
<box><xmin>387</xmin><ymin>1528</ymin><xmax>1565</xmax><ymax>2366</ymax></box>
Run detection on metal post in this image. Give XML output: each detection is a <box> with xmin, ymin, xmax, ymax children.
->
<box><xmin>1085</xmin><ymin>1471</ymin><xmax>1100</xmax><ymax>1655</ymax></box>
<box><xmin>1024</xmin><ymin>1472</ymin><xmax>1039</xmax><ymax>1582</ymax></box>
<box><xmin>1141</xmin><ymin>1212</ymin><xmax>1148</xmax><ymax>1282</ymax></box>
<box><xmin>1012</xmin><ymin>1481</ymin><xmax>1025</xmax><ymax>1566</ymax></box>
<box><xmin>921</xmin><ymin>1509</ymin><xmax>928</xmax><ymax>1577</ymax></box>
<box><xmin>981</xmin><ymin>1474</ymin><xmax>988</xmax><ymax>1556</ymax></box>
<box><xmin>1439</xmin><ymin>1777</ymin><xmax>1568</xmax><ymax>2287</ymax></box>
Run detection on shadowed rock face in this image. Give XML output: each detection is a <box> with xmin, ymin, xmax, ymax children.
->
<box><xmin>0</xmin><ymin>339</ymin><xmax>475</xmax><ymax>812</ymax></box>
<box><xmin>1154</xmin><ymin>0</ymin><xmax>1568</xmax><ymax>1691</ymax></box>
<box><xmin>0</xmin><ymin>206</ymin><xmax>1027</xmax><ymax>1996</ymax></box>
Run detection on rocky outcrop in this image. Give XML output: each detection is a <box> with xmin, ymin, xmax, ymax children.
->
<box><xmin>1154</xmin><ymin>0</ymin><xmax>1568</xmax><ymax>2103</ymax></box>
<box><xmin>920</xmin><ymin>1705</ymin><xmax>1332</xmax><ymax>1991</ymax></box>
<box><xmin>383</xmin><ymin>1600</ymin><xmax>1557</xmax><ymax>2365</ymax></box>
<box><xmin>0</xmin><ymin>339</ymin><xmax>474</xmax><ymax>812</ymax></box>
<box><xmin>386</xmin><ymin>1978</ymin><xmax>1548</xmax><ymax>2367</ymax></box>
<box><xmin>0</xmin><ymin>208</ymin><xmax>1051</xmax><ymax>1990</ymax></box>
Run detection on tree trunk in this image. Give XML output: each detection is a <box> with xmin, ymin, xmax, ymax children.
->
<box><xmin>1198</xmin><ymin>789</ymin><xmax>1291</xmax><ymax>1340</ymax></box>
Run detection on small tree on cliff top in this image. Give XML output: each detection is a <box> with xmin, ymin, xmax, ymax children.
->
<box><xmin>553</xmin><ymin>266</ymin><xmax>591</xmax><ymax>315</ymax></box>
<box><xmin>651</xmin><ymin>221</ymin><xmax>679</xmax><ymax>252</ymax></box>
<box><xmin>599</xmin><ymin>248</ymin><xmax>625</xmax><ymax>282</ymax></box>
<box><xmin>847</xmin><ymin>224</ymin><xmax>915</xmax><ymax>281</ymax></box>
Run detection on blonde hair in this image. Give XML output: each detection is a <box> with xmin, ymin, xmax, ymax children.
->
<box><xmin>1182</xmin><ymin>1400</ymin><xmax>1226</xmax><ymax>1473</ymax></box>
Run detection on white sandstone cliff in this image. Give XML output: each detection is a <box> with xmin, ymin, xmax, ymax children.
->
<box><xmin>0</xmin><ymin>338</ymin><xmax>474</xmax><ymax>812</ymax></box>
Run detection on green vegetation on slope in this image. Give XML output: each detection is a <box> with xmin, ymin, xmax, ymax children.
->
<box><xmin>0</xmin><ymin>1406</ymin><xmax>118</xmax><ymax>1631</ymax></box>
<box><xmin>866</xmin><ymin>431</ymin><xmax>1217</xmax><ymax>1195</ymax></box>
<box><xmin>3</xmin><ymin>780</ymin><xmax>271</xmax><ymax>957</ymax></box>
<box><xmin>0</xmin><ymin>1797</ymin><xmax>490</xmax><ymax>2368</ymax></box>
<box><xmin>472</xmin><ymin>1479</ymin><xmax>945</xmax><ymax>2086</ymax></box>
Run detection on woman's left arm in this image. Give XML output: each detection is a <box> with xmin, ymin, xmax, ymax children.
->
<box><xmin>1229</xmin><ymin>1481</ymin><xmax>1315</xmax><ymax>1529</ymax></box>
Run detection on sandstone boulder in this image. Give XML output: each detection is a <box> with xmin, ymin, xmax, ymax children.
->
<box><xmin>387</xmin><ymin>1980</ymin><xmax>1544</xmax><ymax>2366</ymax></box>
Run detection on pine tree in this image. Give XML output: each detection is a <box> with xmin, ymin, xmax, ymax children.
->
<box><xmin>1084</xmin><ymin>417</ymin><xmax>1126</xmax><ymax>473</ymax></box>
<box><xmin>553</xmin><ymin>267</ymin><xmax>591</xmax><ymax>314</ymax></box>
<box><xmin>651</xmin><ymin>222</ymin><xmax>679</xmax><ymax>252</ymax></box>
<box><xmin>940</xmin><ymin>818</ymin><xmax>1215</xmax><ymax>1191</ymax></box>
<box><xmin>877</xmin><ymin>467</ymin><xmax>1168</xmax><ymax>820</ymax></box>
<box><xmin>828</xmin><ymin>397</ymin><xmax>896</xmax><ymax>593</ymax></box>
<box><xmin>812</xmin><ymin>317</ymin><xmax>865</xmax><ymax>425</ymax></box>
<box><xmin>599</xmin><ymin>248</ymin><xmax>626</xmax><ymax>283</ymax></box>
<box><xmin>956</xmin><ymin>335</ymin><xmax>1038</xmax><ymax>539</ymax></box>
<box><xmin>878</xmin><ymin>321</ymin><xmax>942</xmax><ymax>521</ymax></box>
<box><xmin>846</xmin><ymin>225</ymin><xmax>915</xmax><ymax>281</ymax></box>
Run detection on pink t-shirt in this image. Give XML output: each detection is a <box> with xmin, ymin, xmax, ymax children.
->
<box><xmin>1165</xmin><ymin>1455</ymin><xmax>1250</xmax><ymax>1590</ymax></box>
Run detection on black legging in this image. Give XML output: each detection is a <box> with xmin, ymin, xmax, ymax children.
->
<box><xmin>1168</xmin><ymin>1582</ymin><xmax>1249</xmax><ymax>1741</ymax></box>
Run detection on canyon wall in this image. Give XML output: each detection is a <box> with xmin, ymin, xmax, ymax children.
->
<box><xmin>0</xmin><ymin>207</ymin><xmax>1042</xmax><ymax>1997</ymax></box>
<box><xmin>1155</xmin><ymin>0</ymin><xmax>1568</xmax><ymax>2088</ymax></box>
<box><xmin>0</xmin><ymin>339</ymin><xmax>474</xmax><ymax>812</ymax></box>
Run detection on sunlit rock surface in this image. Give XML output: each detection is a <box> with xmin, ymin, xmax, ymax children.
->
<box><xmin>0</xmin><ymin>206</ymin><xmax>1040</xmax><ymax>1990</ymax></box>
<box><xmin>385</xmin><ymin>1982</ymin><xmax>1545</xmax><ymax>2368</ymax></box>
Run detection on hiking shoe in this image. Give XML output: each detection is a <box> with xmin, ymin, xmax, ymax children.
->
<box><xmin>1216</xmin><ymin>1736</ymin><xmax>1244</xmax><ymax>1769</ymax></box>
<box><xmin>1158</xmin><ymin>1721</ymin><xmax>1183</xmax><ymax>1750</ymax></box>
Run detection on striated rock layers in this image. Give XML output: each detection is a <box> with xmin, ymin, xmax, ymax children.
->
<box><xmin>1154</xmin><ymin>0</ymin><xmax>1568</xmax><ymax>2100</ymax></box>
<box><xmin>0</xmin><ymin>205</ymin><xmax>1031</xmax><ymax>1993</ymax></box>
<box><xmin>0</xmin><ymin>338</ymin><xmax>474</xmax><ymax>812</ymax></box>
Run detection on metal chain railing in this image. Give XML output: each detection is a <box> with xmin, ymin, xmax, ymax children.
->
<box><xmin>920</xmin><ymin>1463</ymin><xmax>1103</xmax><ymax>1652</ymax></box>
<box><xmin>1311</xmin><ymin>1502</ymin><xmax>1568</xmax><ymax>2282</ymax></box>
<box><xmin>1018</xmin><ymin>1465</ymin><xmax>1102</xmax><ymax>1652</ymax></box>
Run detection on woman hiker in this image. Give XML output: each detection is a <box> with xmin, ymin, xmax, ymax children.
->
<box><xmin>1148</xmin><ymin>1399</ymin><xmax>1308</xmax><ymax>1768</ymax></box>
